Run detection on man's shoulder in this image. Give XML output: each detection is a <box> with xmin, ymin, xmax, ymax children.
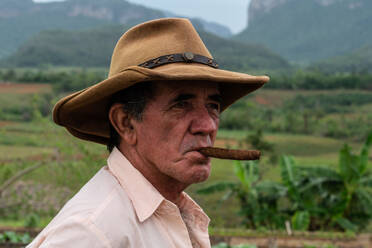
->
<box><xmin>28</xmin><ymin>167</ymin><xmax>140</xmax><ymax>247</ymax></box>
<box><xmin>60</xmin><ymin>166</ymin><xmax>135</xmax><ymax>220</ymax></box>
<box><xmin>45</xmin><ymin>167</ymin><xmax>136</xmax><ymax>233</ymax></box>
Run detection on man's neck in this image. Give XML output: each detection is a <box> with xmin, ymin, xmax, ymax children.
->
<box><xmin>119</xmin><ymin>146</ymin><xmax>188</xmax><ymax>206</ymax></box>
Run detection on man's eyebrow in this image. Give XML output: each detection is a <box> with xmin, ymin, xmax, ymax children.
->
<box><xmin>168</xmin><ymin>93</ymin><xmax>222</xmax><ymax>105</ymax></box>
<box><xmin>169</xmin><ymin>93</ymin><xmax>195</xmax><ymax>104</ymax></box>
<box><xmin>209</xmin><ymin>94</ymin><xmax>222</xmax><ymax>103</ymax></box>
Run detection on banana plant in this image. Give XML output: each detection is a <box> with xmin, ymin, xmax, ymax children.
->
<box><xmin>333</xmin><ymin>130</ymin><xmax>372</xmax><ymax>230</ymax></box>
<box><xmin>280</xmin><ymin>130</ymin><xmax>372</xmax><ymax>231</ymax></box>
<box><xmin>197</xmin><ymin>161</ymin><xmax>286</xmax><ymax>229</ymax></box>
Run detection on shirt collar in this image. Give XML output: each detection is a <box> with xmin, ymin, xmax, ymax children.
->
<box><xmin>178</xmin><ymin>192</ymin><xmax>211</xmax><ymax>231</ymax></box>
<box><xmin>107</xmin><ymin>147</ymin><xmax>164</xmax><ymax>222</ymax></box>
<box><xmin>107</xmin><ymin>147</ymin><xmax>210</xmax><ymax>228</ymax></box>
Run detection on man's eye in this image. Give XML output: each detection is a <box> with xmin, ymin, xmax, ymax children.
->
<box><xmin>173</xmin><ymin>101</ymin><xmax>189</xmax><ymax>108</ymax></box>
<box><xmin>208</xmin><ymin>103</ymin><xmax>220</xmax><ymax>111</ymax></box>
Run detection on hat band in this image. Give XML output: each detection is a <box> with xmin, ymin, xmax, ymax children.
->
<box><xmin>138</xmin><ymin>52</ymin><xmax>219</xmax><ymax>69</ymax></box>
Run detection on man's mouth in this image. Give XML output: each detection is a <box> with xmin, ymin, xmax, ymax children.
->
<box><xmin>185</xmin><ymin>146</ymin><xmax>211</xmax><ymax>155</ymax></box>
<box><xmin>185</xmin><ymin>147</ymin><xmax>212</xmax><ymax>163</ymax></box>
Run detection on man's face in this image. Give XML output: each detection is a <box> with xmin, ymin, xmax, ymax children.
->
<box><xmin>133</xmin><ymin>81</ymin><xmax>221</xmax><ymax>186</ymax></box>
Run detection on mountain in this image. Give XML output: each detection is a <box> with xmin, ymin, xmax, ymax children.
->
<box><xmin>3</xmin><ymin>25</ymin><xmax>127</xmax><ymax>67</ymax></box>
<box><xmin>198</xmin><ymin>30</ymin><xmax>290</xmax><ymax>72</ymax></box>
<box><xmin>2</xmin><ymin>24</ymin><xmax>291</xmax><ymax>72</ymax></box>
<box><xmin>195</xmin><ymin>19</ymin><xmax>232</xmax><ymax>38</ymax></box>
<box><xmin>309</xmin><ymin>44</ymin><xmax>372</xmax><ymax>73</ymax></box>
<box><xmin>0</xmin><ymin>0</ymin><xmax>163</xmax><ymax>59</ymax></box>
<box><xmin>237</xmin><ymin>0</ymin><xmax>372</xmax><ymax>62</ymax></box>
<box><xmin>162</xmin><ymin>11</ymin><xmax>232</xmax><ymax>38</ymax></box>
<box><xmin>0</xmin><ymin>0</ymin><xmax>232</xmax><ymax>59</ymax></box>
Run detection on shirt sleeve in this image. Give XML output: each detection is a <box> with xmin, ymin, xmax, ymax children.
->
<box><xmin>27</xmin><ymin>216</ymin><xmax>112</xmax><ymax>248</ymax></box>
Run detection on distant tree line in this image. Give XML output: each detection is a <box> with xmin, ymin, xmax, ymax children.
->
<box><xmin>219</xmin><ymin>90</ymin><xmax>372</xmax><ymax>140</ymax></box>
<box><xmin>266</xmin><ymin>71</ymin><xmax>372</xmax><ymax>90</ymax></box>
<box><xmin>0</xmin><ymin>68</ymin><xmax>106</xmax><ymax>93</ymax></box>
<box><xmin>1</xmin><ymin>69</ymin><xmax>372</xmax><ymax>93</ymax></box>
<box><xmin>1</xmin><ymin>68</ymin><xmax>372</xmax><ymax>140</ymax></box>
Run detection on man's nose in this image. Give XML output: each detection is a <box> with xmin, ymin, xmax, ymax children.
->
<box><xmin>189</xmin><ymin>107</ymin><xmax>218</xmax><ymax>136</ymax></box>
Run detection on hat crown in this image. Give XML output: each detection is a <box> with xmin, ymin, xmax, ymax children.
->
<box><xmin>109</xmin><ymin>18</ymin><xmax>212</xmax><ymax>77</ymax></box>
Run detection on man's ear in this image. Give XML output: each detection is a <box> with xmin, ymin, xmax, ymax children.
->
<box><xmin>109</xmin><ymin>103</ymin><xmax>137</xmax><ymax>145</ymax></box>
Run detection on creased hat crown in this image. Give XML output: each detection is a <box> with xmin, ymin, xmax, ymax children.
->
<box><xmin>109</xmin><ymin>18</ymin><xmax>212</xmax><ymax>77</ymax></box>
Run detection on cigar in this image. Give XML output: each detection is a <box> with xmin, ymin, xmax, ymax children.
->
<box><xmin>199</xmin><ymin>147</ymin><xmax>261</xmax><ymax>161</ymax></box>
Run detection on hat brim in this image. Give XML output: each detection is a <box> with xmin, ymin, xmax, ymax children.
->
<box><xmin>53</xmin><ymin>63</ymin><xmax>269</xmax><ymax>145</ymax></box>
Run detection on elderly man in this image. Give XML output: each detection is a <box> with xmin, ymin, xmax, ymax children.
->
<box><xmin>27</xmin><ymin>18</ymin><xmax>268</xmax><ymax>248</ymax></box>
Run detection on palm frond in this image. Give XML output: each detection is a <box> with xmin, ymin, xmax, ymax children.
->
<box><xmin>355</xmin><ymin>188</ymin><xmax>372</xmax><ymax>216</ymax></box>
<box><xmin>360</xmin><ymin>176</ymin><xmax>372</xmax><ymax>187</ymax></box>
<box><xmin>359</xmin><ymin>130</ymin><xmax>372</xmax><ymax>175</ymax></box>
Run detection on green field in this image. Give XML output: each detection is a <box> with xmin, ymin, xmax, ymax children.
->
<box><xmin>2</xmin><ymin>121</ymin><xmax>369</xmax><ymax>228</ymax></box>
<box><xmin>1</xmin><ymin>82</ymin><xmax>372</xmax><ymax>231</ymax></box>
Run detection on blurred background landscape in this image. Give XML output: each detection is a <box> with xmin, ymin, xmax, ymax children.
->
<box><xmin>0</xmin><ymin>0</ymin><xmax>372</xmax><ymax>247</ymax></box>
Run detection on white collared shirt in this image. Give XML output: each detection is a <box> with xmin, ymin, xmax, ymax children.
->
<box><xmin>27</xmin><ymin>147</ymin><xmax>211</xmax><ymax>248</ymax></box>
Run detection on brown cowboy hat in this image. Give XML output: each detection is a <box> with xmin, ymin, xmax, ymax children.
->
<box><xmin>53</xmin><ymin>18</ymin><xmax>269</xmax><ymax>145</ymax></box>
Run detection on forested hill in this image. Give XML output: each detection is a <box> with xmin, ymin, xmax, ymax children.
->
<box><xmin>2</xmin><ymin>25</ymin><xmax>291</xmax><ymax>72</ymax></box>
<box><xmin>0</xmin><ymin>0</ymin><xmax>231</xmax><ymax>59</ymax></box>
<box><xmin>236</xmin><ymin>0</ymin><xmax>372</xmax><ymax>63</ymax></box>
<box><xmin>309</xmin><ymin>44</ymin><xmax>372</xmax><ymax>74</ymax></box>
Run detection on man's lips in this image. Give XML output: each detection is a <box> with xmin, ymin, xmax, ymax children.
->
<box><xmin>182</xmin><ymin>147</ymin><xmax>212</xmax><ymax>161</ymax></box>
<box><xmin>184</xmin><ymin>146</ymin><xmax>212</xmax><ymax>155</ymax></box>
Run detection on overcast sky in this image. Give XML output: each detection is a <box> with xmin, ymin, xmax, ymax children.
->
<box><xmin>33</xmin><ymin>0</ymin><xmax>252</xmax><ymax>33</ymax></box>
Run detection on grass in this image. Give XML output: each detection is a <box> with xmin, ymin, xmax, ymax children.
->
<box><xmin>0</xmin><ymin>217</ymin><xmax>53</xmax><ymax>229</ymax></box>
<box><xmin>0</xmin><ymin>66</ymin><xmax>108</xmax><ymax>73</ymax></box>
<box><xmin>0</xmin><ymin>126</ymin><xmax>57</xmax><ymax>147</ymax></box>
<box><xmin>1</xmin><ymin>120</ymin><xmax>371</xmax><ymax>229</ymax></box>
<box><xmin>250</xmin><ymin>89</ymin><xmax>372</xmax><ymax>107</ymax></box>
<box><xmin>1</xmin><ymin>86</ymin><xmax>372</xmax><ymax>230</ymax></box>
<box><xmin>0</xmin><ymin>145</ymin><xmax>55</xmax><ymax>161</ymax></box>
<box><xmin>209</xmin><ymin>227</ymin><xmax>357</xmax><ymax>239</ymax></box>
<box><xmin>217</xmin><ymin>129</ymin><xmax>359</xmax><ymax>163</ymax></box>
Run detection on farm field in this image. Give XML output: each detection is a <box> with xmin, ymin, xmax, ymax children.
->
<box><xmin>1</xmin><ymin>121</ymin><xmax>370</xmax><ymax>227</ymax></box>
<box><xmin>1</xmin><ymin>1</ymin><xmax>372</xmax><ymax>245</ymax></box>
<box><xmin>0</xmin><ymin>83</ymin><xmax>51</xmax><ymax>94</ymax></box>
<box><xmin>1</xmin><ymin>82</ymin><xmax>372</xmax><ymax>239</ymax></box>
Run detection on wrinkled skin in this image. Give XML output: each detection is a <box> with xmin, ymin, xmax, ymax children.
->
<box><xmin>112</xmin><ymin>81</ymin><xmax>221</xmax><ymax>202</ymax></box>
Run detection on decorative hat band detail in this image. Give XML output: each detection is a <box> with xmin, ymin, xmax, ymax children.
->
<box><xmin>138</xmin><ymin>52</ymin><xmax>219</xmax><ymax>69</ymax></box>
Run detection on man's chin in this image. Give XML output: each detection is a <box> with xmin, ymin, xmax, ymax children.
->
<box><xmin>190</xmin><ymin>169</ymin><xmax>210</xmax><ymax>183</ymax></box>
<box><xmin>188</xmin><ymin>162</ymin><xmax>211</xmax><ymax>183</ymax></box>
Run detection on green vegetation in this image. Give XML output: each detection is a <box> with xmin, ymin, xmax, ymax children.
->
<box><xmin>2</xmin><ymin>1</ymin><xmax>372</xmax><ymax>245</ymax></box>
<box><xmin>213</xmin><ymin>243</ymin><xmax>256</xmax><ymax>248</ymax></box>
<box><xmin>267</xmin><ymin>71</ymin><xmax>372</xmax><ymax>90</ymax></box>
<box><xmin>3</xmin><ymin>26</ymin><xmax>128</xmax><ymax>67</ymax></box>
<box><xmin>1</xmin><ymin>26</ymin><xmax>291</xmax><ymax>72</ymax></box>
<box><xmin>219</xmin><ymin>89</ymin><xmax>372</xmax><ymax>141</ymax></box>
<box><xmin>210</xmin><ymin>227</ymin><xmax>356</xmax><ymax>239</ymax></box>
<box><xmin>0</xmin><ymin>231</ymin><xmax>31</xmax><ymax>244</ymax></box>
<box><xmin>236</xmin><ymin>0</ymin><xmax>372</xmax><ymax>62</ymax></box>
<box><xmin>309</xmin><ymin>44</ymin><xmax>372</xmax><ymax>74</ymax></box>
<box><xmin>0</xmin><ymin>68</ymin><xmax>107</xmax><ymax>93</ymax></box>
<box><xmin>198</xmin><ymin>131</ymin><xmax>372</xmax><ymax>232</ymax></box>
<box><xmin>0</xmin><ymin>92</ymin><xmax>54</xmax><ymax>122</ymax></box>
<box><xmin>198</xmin><ymin>31</ymin><xmax>291</xmax><ymax>72</ymax></box>
<box><xmin>0</xmin><ymin>0</ymin><xmax>237</xmax><ymax>61</ymax></box>
<box><xmin>0</xmin><ymin>0</ymin><xmax>164</xmax><ymax>59</ymax></box>
<box><xmin>0</xmin><ymin>121</ymin><xmax>105</xmax><ymax>223</ymax></box>
<box><xmin>1</xmin><ymin>66</ymin><xmax>371</xmax><ymax>246</ymax></box>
